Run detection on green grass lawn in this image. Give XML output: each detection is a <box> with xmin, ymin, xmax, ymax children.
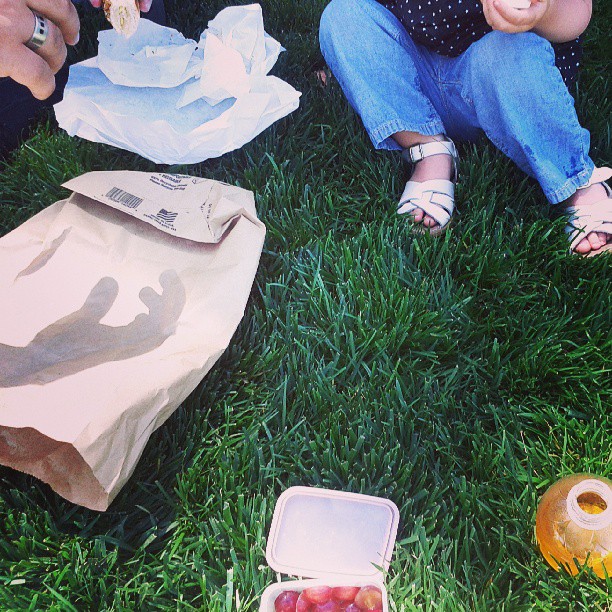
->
<box><xmin>1</xmin><ymin>0</ymin><xmax>610</xmax><ymax>609</ymax></box>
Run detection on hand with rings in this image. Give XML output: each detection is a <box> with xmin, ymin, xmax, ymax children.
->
<box><xmin>0</xmin><ymin>0</ymin><xmax>80</xmax><ymax>100</ymax></box>
<box><xmin>0</xmin><ymin>0</ymin><xmax>155</xmax><ymax>101</ymax></box>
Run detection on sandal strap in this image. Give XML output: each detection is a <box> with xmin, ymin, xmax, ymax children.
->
<box><xmin>398</xmin><ymin>179</ymin><xmax>455</xmax><ymax>227</ymax></box>
<box><xmin>403</xmin><ymin>140</ymin><xmax>458</xmax><ymax>164</ymax></box>
<box><xmin>402</xmin><ymin>139</ymin><xmax>458</xmax><ymax>183</ymax></box>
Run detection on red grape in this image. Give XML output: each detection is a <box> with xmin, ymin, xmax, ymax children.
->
<box><xmin>296</xmin><ymin>592</ymin><xmax>314</xmax><ymax>612</ymax></box>
<box><xmin>275</xmin><ymin>590</ymin><xmax>300</xmax><ymax>612</ymax></box>
<box><xmin>314</xmin><ymin>602</ymin><xmax>342</xmax><ymax>611</ymax></box>
<box><xmin>303</xmin><ymin>586</ymin><xmax>333</xmax><ymax>604</ymax></box>
<box><xmin>331</xmin><ymin>586</ymin><xmax>360</xmax><ymax>602</ymax></box>
<box><xmin>342</xmin><ymin>605</ymin><xmax>360</xmax><ymax>612</ymax></box>
<box><xmin>354</xmin><ymin>586</ymin><xmax>383</xmax><ymax>610</ymax></box>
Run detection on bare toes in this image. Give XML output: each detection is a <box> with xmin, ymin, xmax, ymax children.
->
<box><xmin>423</xmin><ymin>215</ymin><xmax>438</xmax><ymax>228</ymax></box>
<box><xmin>574</xmin><ymin>237</ymin><xmax>592</xmax><ymax>254</ymax></box>
<box><xmin>588</xmin><ymin>232</ymin><xmax>603</xmax><ymax>251</ymax></box>
<box><xmin>410</xmin><ymin>208</ymin><xmax>424</xmax><ymax>223</ymax></box>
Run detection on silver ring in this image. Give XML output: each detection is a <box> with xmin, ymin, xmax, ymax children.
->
<box><xmin>26</xmin><ymin>13</ymin><xmax>49</xmax><ymax>51</ymax></box>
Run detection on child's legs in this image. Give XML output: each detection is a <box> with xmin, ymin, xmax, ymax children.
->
<box><xmin>319</xmin><ymin>0</ymin><xmax>447</xmax><ymax>151</ymax></box>
<box><xmin>452</xmin><ymin>31</ymin><xmax>594</xmax><ymax>204</ymax></box>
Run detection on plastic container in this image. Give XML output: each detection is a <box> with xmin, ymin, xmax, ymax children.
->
<box><xmin>535</xmin><ymin>474</ymin><xmax>612</xmax><ymax>578</ymax></box>
<box><xmin>260</xmin><ymin>487</ymin><xmax>399</xmax><ymax>611</ymax></box>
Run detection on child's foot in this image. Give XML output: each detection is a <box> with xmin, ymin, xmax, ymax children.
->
<box><xmin>407</xmin><ymin>152</ymin><xmax>454</xmax><ymax>229</ymax></box>
<box><xmin>567</xmin><ymin>182</ymin><xmax>612</xmax><ymax>255</ymax></box>
<box><xmin>397</xmin><ymin>138</ymin><xmax>458</xmax><ymax>235</ymax></box>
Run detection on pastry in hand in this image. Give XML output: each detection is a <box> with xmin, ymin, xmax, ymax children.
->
<box><xmin>103</xmin><ymin>0</ymin><xmax>140</xmax><ymax>38</ymax></box>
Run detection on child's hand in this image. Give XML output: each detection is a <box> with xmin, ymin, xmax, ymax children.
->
<box><xmin>481</xmin><ymin>0</ymin><xmax>551</xmax><ymax>33</ymax></box>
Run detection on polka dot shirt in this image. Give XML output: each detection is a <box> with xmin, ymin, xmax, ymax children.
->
<box><xmin>380</xmin><ymin>0</ymin><xmax>582</xmax><ymax>86</ymax></box>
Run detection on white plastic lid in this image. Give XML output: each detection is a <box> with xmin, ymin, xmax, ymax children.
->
<box><xmin>265</xmin><ymin>487</ymin><xmax>399</xmax><ymax>580</ymax></box>
<box><xmin>566</xmin><ymin>478</ymin><xmax>612</xmax><ymax>530</ymax></box>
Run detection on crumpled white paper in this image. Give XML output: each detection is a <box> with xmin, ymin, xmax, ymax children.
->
<box><xmin>177</xmin><ymin>5</ymin><xmax>284</xmax><ymax>108</ymax></box>
<box><xmin>97</xmin><ymin>20</ymin><xmax>200</xmax><ymax>88</ymax></box>
<box><xmin>54</xmin><ymin>4</ymin><xmax>300</xmax><ymax>165</ymax></box>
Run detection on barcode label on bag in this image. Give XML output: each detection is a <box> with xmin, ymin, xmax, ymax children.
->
<box><xmin>105</xmin><ymin>187</ymin><xmax>143</xmax><ymax>209</ymax></box>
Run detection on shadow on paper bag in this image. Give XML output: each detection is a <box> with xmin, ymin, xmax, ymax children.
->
<box><xmin>0</xmin><ymin>171</ymin><xmax>266</xmax><ymax>510</ymax></box>
<box><xmin>1</xmin><ymin>271</ymin><xmax>186</xmax><ymax>388</ymax></box>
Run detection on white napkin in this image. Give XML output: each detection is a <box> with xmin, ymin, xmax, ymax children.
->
<box><xmin>54</xmin><ymin>4</ymin><xmax>301</xmax><ymax>165</ymax></box>
<box><xmin>97</xmin><ymin>20</ymin><xmax>199</xmax><ymax>88</ymax></box>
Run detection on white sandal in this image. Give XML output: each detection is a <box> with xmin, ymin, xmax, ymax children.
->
<box><xmin>566</xmin><ymin>167</ymin><xmax>612</xmax><ymax>257</ymax></box>
<box><xmin>397</xmin><ymin>139</ymin><xmax>458</xmax><ymax>236</ymax></box>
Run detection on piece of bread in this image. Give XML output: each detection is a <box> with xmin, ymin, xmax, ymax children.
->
<box><xmin>103</xmin><ymin>0</ymin><xmax>140</xmax><ymax>38</ymax></box>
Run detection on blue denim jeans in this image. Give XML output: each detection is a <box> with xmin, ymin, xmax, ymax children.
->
<box><xmin>319</xmin><ymin>0</ymin><xmax>595</xmax><ymax>204</ymax></box>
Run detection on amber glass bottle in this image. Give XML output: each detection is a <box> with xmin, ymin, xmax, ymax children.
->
<box><xmin>535</xmin><ymin>474</ymin><xmax>612</xmax><ymax>578</ymax></box>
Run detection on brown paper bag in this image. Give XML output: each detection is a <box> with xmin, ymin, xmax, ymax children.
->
<box><xmin>0</xmin><ymin>171</ymin><xmax>265</xmax><ymax>510</ymax></box>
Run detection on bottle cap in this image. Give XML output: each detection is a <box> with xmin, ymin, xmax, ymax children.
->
<box><xmin>566</xmin><ymin>478</ymin><xmax>612</xmax><ymax>531</ymax></box>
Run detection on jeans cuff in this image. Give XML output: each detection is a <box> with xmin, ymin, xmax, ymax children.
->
<box><xmin>545</xmin><ymin>161</ymin><xmax>596</xmax><ymax>204</ymax></box>
<box><xmin>369</xmin><ymin>118</ymin><xmax>446</xmax><ymax>151</ymax></box>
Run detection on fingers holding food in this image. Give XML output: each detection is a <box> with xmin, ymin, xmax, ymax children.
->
<box><xmin>0</xmin><ymin>0</ymin><xmax>79</xmax><ymax>98</ymax></box>
<box><xmin>26</xmin><ymin>0</ymin><xmax>80</xmax><ymax>46</ymax></box>
<box><xmin>103</xmin><ymin>0</ymin><xmax>140</xmax><ymax>38</ymax></box>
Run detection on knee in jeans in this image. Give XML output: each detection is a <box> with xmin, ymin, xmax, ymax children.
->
<box><xmin>471</xmin><ymin>31</ymin><xmax>555</xmax><ymax>84</ymax></box>
<box><xmin>320</xmin><ymin>0</ymin><xmax>365</xmax><ymax>45</ymax></box>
